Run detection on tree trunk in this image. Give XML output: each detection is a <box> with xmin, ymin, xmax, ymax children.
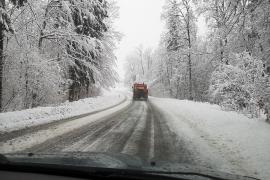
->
<box><xmin>38</xmin><ymin>4</ymin><xmax>49</xmax><ymax>49</ymax></box>
<box><xmin>0</xmin><ymin>28</ymin><xmax>4</xmax><ymax>111</ymax></box>
<box><xmin>176</xmin><ymin>75</ymin><xmax>180</xmax><ymax>98</ymax></box>
<box><xmin>68</xmin><ymin>66</ymin><xmax>76</xmax><ymax>102</ymax></box>
<box><xmin>0</xmin><ymin>0</ymin><xmax>5</xmax><ymax>111</ymax></box>
<box><xmin>188</xmin><ymin>53</ymin><xmax>192</xmax><ymax>100</ymax></box>
<box><xmin>187</xmin><ymin>11</ymin><xmax>193</xmax><ymax>100</ymax></box>
<box><xmin>166</xmin><ymin>60</ymin><xmax>173</xmax><ymax>97</ymax></box>
<box><xmin>219</xmin><ymin>38</ymin><xmax>224</xmax><ymax>63</ymax></box>
<box><xmin>140</xmin><ymin>51</ymin><xmax>144</xmax><ymax>76</ymax></box>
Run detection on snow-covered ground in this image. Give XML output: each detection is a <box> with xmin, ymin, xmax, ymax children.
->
<box><xmin>1</xmin><ymin>89</ymin><xmax>269</xmax><ymax>179</ymax></box>
<box><xmin>150</xmin><ymin>97</ymin><xmax>270</xmax><ymax>180</ymax></box>
<box><xmin>0</xmin><ymin>92</ymin><xmax>126</xmax><ymax>133</ymax></box>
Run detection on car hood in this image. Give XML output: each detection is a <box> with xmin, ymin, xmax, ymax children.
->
<box><xmin>1</xmin><ymin>152</ymin><xmax>258</xmax><ymax>180</ymax></box>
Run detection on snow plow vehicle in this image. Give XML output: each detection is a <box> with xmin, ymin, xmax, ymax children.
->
<box><xmin>132</xmin><ymin>83</ymin><xmax>148</xmax><ymax>101</ymax></box>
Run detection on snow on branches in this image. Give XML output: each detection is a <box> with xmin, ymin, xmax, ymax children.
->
<box><xmin>209</xmin><ymin>52</ymin><xmax>267</xmax><ymax>117</ymax></box>
<box><xmin>2</xmin><ymin>0</ymin><xmax>120</xmax><ymax>111</ymax></box>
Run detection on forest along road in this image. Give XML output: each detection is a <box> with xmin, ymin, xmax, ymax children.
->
<box><xmin>19</xmin><ymin>100</ymin><xmax>195</xmax><ymax>164</ymax></box>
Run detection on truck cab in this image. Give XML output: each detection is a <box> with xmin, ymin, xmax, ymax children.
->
<box><xmin>132</xmin><ymin>83</ymin><xmax>148</xmax><ymax>101</ymax></box>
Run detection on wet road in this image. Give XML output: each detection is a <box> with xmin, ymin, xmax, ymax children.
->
<box><xmin>24</xmin><ymin>101</ymin><xmax>195</xmax><ymax>163</ymax></box>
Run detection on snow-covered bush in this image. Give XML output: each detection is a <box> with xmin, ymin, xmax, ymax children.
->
<box><xmin>3</xmin><ymin>42</ymin><xmax>66</xmax><ymax>111</ymax></box>
<box><xmin>209</xmin><ymin>52</ymin><xmax>267</xmax><ymax>118</ymax></box>
<box><xmin>209</xmin><ymin>64</ymin><xmax>249</xmax><ymax>111</ymax></box>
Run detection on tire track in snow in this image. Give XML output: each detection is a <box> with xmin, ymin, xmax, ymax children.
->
<box><xmin>22</xmin><ymin>101</ymin><xmax>133</xmax><ymax>153</ymax></box>
<box><xmin>62</xmin><ymin>103</ymin><xmax>140</xmax><ymax>152</ymax></box>
<box><xmin>26</xmin><ymin>101</ymin><xmax>142</xmax><ymax>153</ymax></box>
<box><xmin>81</xmin><ymin>101</ymin><xmax>145</xmax><ymax>152</ymax></box>
<box><xmin>122</xmin><ymin>101</ymin><xmax>155</xmax><ymax>161</ymax></box>
<box><xmin>150</xmin><ymin>101</ymin><xmax>196</xmax><ymax>164</ymax></box>
<box><xmin>121</xmin><ymin>102</ymin><xmax>148</xmax><ymax>156</ymax></box>
<box><xmin>0</xmin><ymin>96</ymin><xmax>127</xmax><ymax>141</ymax></box>
<box><xmin>19</xmin><ymin>100</ymin><xmax>196</xmax><ymax>167</ymax></box>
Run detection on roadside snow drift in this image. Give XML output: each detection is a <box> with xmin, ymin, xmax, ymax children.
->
<box><xmin>150</xmin><ymin>97</ymin><xmax>270</xmax><ymax>180</ymax></box>
<box><xmin>0</xmin><ymin>92</ymin><xmax>125</xmax><ymax>133</ymax></box>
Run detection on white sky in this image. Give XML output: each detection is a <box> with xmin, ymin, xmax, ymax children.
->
<box><xmin>113</xmin><ymin>0</ymin><xmax>207</xmax><ymax>81</ymax></box>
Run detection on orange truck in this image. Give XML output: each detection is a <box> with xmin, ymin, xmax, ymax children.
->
<box><xmin>132</xmin><ymin>83</ymin><xmax>148</xmax><ymax>100</ymax></box>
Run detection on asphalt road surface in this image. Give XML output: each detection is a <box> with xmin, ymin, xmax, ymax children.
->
<box><xmin>21</xmin><ymin>101</ymin><xmax>195</xmax><ymax>164</ymax></box>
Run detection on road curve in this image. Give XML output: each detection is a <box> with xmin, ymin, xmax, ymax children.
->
<box><xmin>24</xmin><ymin>100</ymin><xmax>195</xmax><ymax>164</ymax></box>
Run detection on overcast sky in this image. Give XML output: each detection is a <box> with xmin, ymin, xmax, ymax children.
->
<box><xmin>114</xmin><ymin>0</ymin><xmax>165</xmax><ymax>80</ymax></box>
<box><xmin>113</xmin><ymin>0</ymin><xmax>207</xmax><ymax>80</ymax></box>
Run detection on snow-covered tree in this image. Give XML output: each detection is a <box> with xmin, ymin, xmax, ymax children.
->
<box><xmin>124</xmin><ymin>45</ymin><xmax>154</xmax><ymax>86</ymax></box>
<box><xmin>198</xmin><ymin>0</ymin><xmax>249</xmax><ymax>65</ymax></box>
<box><xmin>2</xmin><ymin>0</ymin><xmax>66</xmax><ymax>110</ymax></box>
<box><xmin>28</xmin><ymin>0</ymin><xmax>119</xmax><ymax>101</ymax></box>
<box><xmin>161</xmin><ymin>0</ymin><xmax>196</xmax><ymax>99</ymax></box>
<box><xmin>36</xmin><ymin>0</ymin><xmax>110</xmax><ymax>101</ymax></box>
<box><xmin>209</xmin><ymin>52</ymin><xmax>267</xmax><ymax>117</ymax></box>
<box><xmin>0</xmin><ymin>0</ymin><xmax>27</xmax><ymax>111</ymax></box>
<box><xmin>1</xmin><ymin>0</ymin><xmax>120</xmax><ymax>111</ymax></box>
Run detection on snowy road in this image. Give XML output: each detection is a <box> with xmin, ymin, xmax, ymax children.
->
<box><xmin>20</xmin><ymin>101</ymin><xmax>195</xmax><ymax>164</ymax></box>
<box><xmin>1</xmin><ymin>96</ymin><xmax>269</xmax><ymax>179</ymax></box>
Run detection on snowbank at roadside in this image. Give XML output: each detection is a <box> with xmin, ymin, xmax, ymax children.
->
<box><xmin>0</xmin><ymin>92</ymin><xmax>126</xmax><ymax>134</ymax></box>
<box><xmin>150</xmin><ymin>97</ymin><xmax>270</xmax><ymax>180</ymax></box>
